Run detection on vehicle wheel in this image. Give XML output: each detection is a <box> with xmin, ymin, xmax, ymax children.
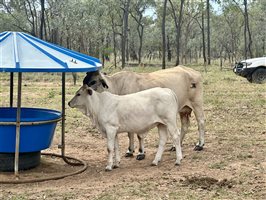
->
<box><xmin>251</xmin><ymin>68</ymin><xmax>266</xmax><ymax>84</ymax></box>
<box><xmin>246</xmin><ymin>74</ymin><xmax>252</xmax><ymax>83</ymax></box>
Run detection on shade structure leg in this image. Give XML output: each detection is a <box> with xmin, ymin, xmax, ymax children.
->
<box><xmin>60</xmin><ymin>72</ymin><xmax>83</xmax><ymax>166</ymax></box>
<box><xmin>10</xmin><ymin>72</ymin><xmax>14</xmax><ymax>107</ymax></box>
<box><xmin>61</xmin><ymin>72</ymin><xmax>66</xmax><ymax>156</ymax></box>
<box><xmin>14</xmin><ymin>72</ymin><xmax>22</xmax><ymax>177</ymax></box>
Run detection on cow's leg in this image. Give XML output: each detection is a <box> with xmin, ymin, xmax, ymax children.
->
<box><xmin>167</xmin><ymin>124</ymin><xmax>182</xmax><ymax>165</ymax></box>
<box><xmin>136</xmin><ymin>134</ymin><xmax>145</xmax><ymax>160</ymax></box>
<box><xmin>125</xmin><ymin>132</ymin><xmax>134</xmax><ymax>157</ymax></box>
<box><xmin>113</xmin><ymin>134</ymin><xmax>120</xmax><ymax>168</ymax></box>
<box><xmin>152</xmin><ymin>125</ymin><xmax>168</xmax><ymax>166</ymax></box>
<box><xmin>169</xmin><ymin>107</ymin><xmax>191</xmax><ymax>151</ymax></box>
<box><xmin>105</xmin><ymin>130</ymin><xmax>116</xmax><ymax>171</ymax></box>
<box><xmin>192</xmin><ymin>103</ymin><xmax>205</xmax><ymax>151</ymax></box>
<box><xmin>180</xmin><ymin>109</ymin><xmax>191</xmax><ymax>144</ymax></box>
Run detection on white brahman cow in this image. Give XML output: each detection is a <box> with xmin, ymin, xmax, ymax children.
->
<box><xmin>82</xmin><ymin>66</ymin><xmax>205</xmax><ymax>159</ymax></box>
<box><xmin>68</xmin><ymin>85</ymin><xmax>182</xmax><ymax>171</ymax></box>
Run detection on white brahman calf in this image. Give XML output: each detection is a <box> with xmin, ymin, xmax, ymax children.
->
<box><xmin>68</xmin><ymin>85</ymin><xmax>182</xmax><ymax>171</ymax></box>
<box><xmin>83</xmin><ymin>66</ymin><xmax>205</xmax><ymax>160</ymax></box>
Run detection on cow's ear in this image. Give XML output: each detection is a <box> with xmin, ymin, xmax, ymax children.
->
<box><xmin>87</xmin><ymin>88</ymin><xmax>93</xmax><ymax>95</ymax></box>
<box><xmin>100</xmin><ymin>79</ymin><xmax>109</xmax><ymax>88</ymax></box>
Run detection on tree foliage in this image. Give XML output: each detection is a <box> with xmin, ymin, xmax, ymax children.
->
<box><xmin>0</xmin><ymin>0</ymin><xmax>265</xmax><ymax>68</ymax></box>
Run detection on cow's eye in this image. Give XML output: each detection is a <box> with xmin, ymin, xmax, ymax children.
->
<box><xmin>77</xmin><ymin>94</ymin><xmax>81</xmax><ymax>96</ymax></box>
<box><xmin>89</xmin><ymin>80</ymin><xmax>96</xmax><ymax>85</ymax></box>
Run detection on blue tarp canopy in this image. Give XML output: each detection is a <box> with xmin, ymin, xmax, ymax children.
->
<box><xmin>0</xmin><ymin>31</ymin><xmax>101</xmax><ymax>72</ymax></box>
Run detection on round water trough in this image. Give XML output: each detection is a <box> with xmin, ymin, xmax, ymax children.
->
<box><xmin>0</xmin><ymin>31</ymin><xmax>101</xmax><ymax>181</ymax></box>
<box><xmin>0</xmin><ymin>107</ymin><xmax>61</xmax><ymax>171</ymax></box>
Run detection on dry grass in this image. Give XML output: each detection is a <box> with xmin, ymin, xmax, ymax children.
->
<box><xmin>0</xmin><ymin>65</ymin><xmax>265</xmax><ymax>200</ymax></box>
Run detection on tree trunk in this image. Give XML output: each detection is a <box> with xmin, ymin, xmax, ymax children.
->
<box><xmin>162</xmin><ymin>0</ymin><xmax>167</xmax><ymax>69</ymax></box>
<box><xmin>244</xmin><ymin>1</ymin><xmax>247</xmax><ymax>59</ymax></box>
<box><xmin>39</xmin><ymin>0</ymin><xmax>45</xmax><ymax>39</ymax></box>
<box><xmin>167</xmin><ymin>35</ymin><xmax>171</xmax><ymax>62</ymax></box>
<box><xmin>122</xmin><ymin>0</ymin><xmax>130</xmax><ymax>68</ymax></box>
<box><xmin>101</xmin><ymin>36</ymin><xmax>105</xmax><ymax>67</ymax></box>
<box><xmin>51</xmin><ymin>28</ymin><xmax>58</xmax><ymax>44</ymax></box>
<box><xmin>137</xmin><ymin>23</ymin><xmax>144</xmax><ymax>64</ymax></box>
<box><xmin>175</xmin><ymin>0</ymin><xmax>185</xmax><ymax>66</ymax></box>
<box><xmin>130</xmin><ymin>9</ymin><xmax>145</xmax><ymax>65</ymax></box>
<box><xmin>263</xmin><ymin>38</ymin><xmax>265</xmax><ymax>56</ymax></box>
<box><xmin>169</xmin><ymin>0</ymin><xmax>185</xmax><ymax>66</ymax></box>
<box><xmin>201</xmin><ymin>3</ymin><xmax>207</xmax><ymax>66</ymax></box>
<box><xmin>207</xmin><ymin>0</ymin><xmax>211</xmax><ymax>65</ymax></box>
<box><xmin>244</xmin><ymin>0</ymin><xmax>253</xmax><ymax>58</ymax></box>
<box><xmin>126</xmin><ymin>32</ymin><xmax>129</xmax><ymax>62</ymax></box>
<box><xmin>220</xmin><ymin>50</ymin><xmax>223</xmax><ymax>70</ymax></box>
<box><xmin>111</xmin><ymin>16</ymin><xmax>117</xmax><ymax>68</ymax></box>
<box><xmin>25</xmin><ymin>0</ymin><xmax>36</xmax><ymax>36</ymax></box>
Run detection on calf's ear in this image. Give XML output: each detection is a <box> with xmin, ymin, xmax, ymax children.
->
<box><xmin>100</xmin><ymin>79</ymin><xmax>109</xmax><ymax>88</ymax></box>
<box><xmin>87</xmin><ymin>88</ymin><xmax>93</xmax><ymax>95</ymax></box>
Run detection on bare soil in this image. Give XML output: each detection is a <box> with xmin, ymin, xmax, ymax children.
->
<box><xmin>0</xmin><ymin>67</ymin><xmax>265</xmax><ymax>200</ymax></box>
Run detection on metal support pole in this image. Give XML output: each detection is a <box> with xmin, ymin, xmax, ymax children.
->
<box><xmin>61</xmin><ymin>72</ymin><xmax>66</xmax><ymax>155</ymax></box>
<box><xmin>60</xmin><ymin>73</ymin><xmax>82</xmax><ymax>166</ymax></box>
<box><xmin>14</xmin><ymin>72</ymin><xmax>22</xmax><ymax>177</ymax></box>
<box><xmin>10</xmin><ymin>72</ymin><xmax>14</xmax><ymax>107</ymax></box>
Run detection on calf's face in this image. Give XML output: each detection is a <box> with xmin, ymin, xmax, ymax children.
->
<box><xmin>68</xmin><ymin>85</ymin><xmax>93</xmax><ymax>108</ymax></box>
<box><xmin>83</xmin><ymin>71</ymin><xmax>108</xmax><ymax>92</ymax></box>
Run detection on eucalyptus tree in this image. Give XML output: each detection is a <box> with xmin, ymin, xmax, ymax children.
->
<box><xmin>249</xmin><ymin>0</ymin><xmax>266</xmax><ymax>57</ymax></box>
<box><xmin>39</xmin><ymin>0</ymin><xmax>45</xmax><ymax>39</ymax></box>
<box><xmin>168</xmin><ymin>0</ymin><xmax>185</xmax><ymax>66</ymax></box>
<box><xmin>162</xmin><ymin>0</ymin><xmax>167</xmax><ymax>69</ymax></box>
<box><xmin>121</xmin><ymin>0</ymin><xmax>131</xmax><ymax>68</ymax></box>
<box><xmin>179</xmin><ymin>1</ymin><xmax>201</xmax><ymax>64</ymax></box>
<box><xmin>102</xmin><ymin>0</ymin><xmax>123</xmax><ymax>68</ymax></box>
<box><xmin>142</xmin><ymin>17</ymin><xmax>161</xmax><ymax>61</ymax></box>
<box><xmin>1</xmin><ymin>0</ymin><xmax>264</xmax><ymax>69</ymax></box>
<box><xmin>129</xmin><ymin>0</ymin><xmax>155</xmax><ymax>64</ymax></box>
<box><xmin>0</xmin><ymin>0</ymin><xmax>38</xmax><ymax>35</ymax></box>
<box><xmin>206</xmin><ymin>0</ymin><xmax>211</xmax><ymax>65</ymax></box>
<box><xmin>0</xmin><ymin>6</ymin><xmax>20</xmax><ymax>32</ymax></box>
<box><xmin>228</xmin><ymin>0</ymin><xmax>253</xmax><ymax>59</ymax></box>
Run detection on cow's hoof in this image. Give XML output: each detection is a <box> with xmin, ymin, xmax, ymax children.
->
<box><xmin>113</xmin><ymin>164</ymin><xmax>119</xmax><ymax>169</ymax></box>
<box><xmin>125</xmin><ymin>152</ymin><xmax>134</xmax><ymax>157</ymax></box>
<box><xmin>105</xmin><ymin>166</ymin><xmax>112</xmax><ymax>171</ymax></box>
<box><xmin>151</xmin><ymin>160</ymin><xmax>159</xmax><ymax>166</ymax></box>
<box><xmin>194</xmin><ymin>145</ymin><xmax>204</xmax><ymax>151</ymax></box>
<box><xmin>136</xmin><ymin>154</ymin><xmax>145</xmax><ymax>160</ymax></box>
<box><xmin>169</xmin><ymin>146</ymin><xmax>176</xmax><ymax>151</ymax></box>
<box><xmin>175</xmin><ymin>161</ymin><xmax>181</xmax><ymax>166</ymax></box>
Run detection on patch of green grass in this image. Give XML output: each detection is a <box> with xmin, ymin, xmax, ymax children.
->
<box><xmin>191</xmin><ymin>154</ymin><xmax>203</xmax><ymax>160</ymax></box>
<box><xmin>95</xmin><ymin>194</ymin><xmax>117</xmax><ymax>200</ymax></box>
<box><xmin>209</xmin><ymin>161</ymin><xmax>227</xmax><ymax>170</ymax></box>
<box><xmin>0</xmin><ymin>64</ymin><xmax>265</xmax><ymax>200</ymax></box>
<box><xmin>47</xmin><ymin>90</ymin><xmax>56</xmax><ymax>99</ymax></box>
<box><xmin>237</xmin><ymin>153</ymin><xmax>253</xmax><ymax>160</ymax></box>
<box><xmin>8</xmin><ymin>195</ymin><xmax>28</xmax><ymax>200</ymax></box>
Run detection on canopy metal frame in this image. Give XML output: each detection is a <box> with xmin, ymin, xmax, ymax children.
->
<box><xmin>0</xmin><ymin>31</ymin><xmax>101</xmax><ymax>182</ymax></box>
<box><xmin>7</xmin><ymin>72</ymin><xmax>86</xmax><ymax>180</ymax></box>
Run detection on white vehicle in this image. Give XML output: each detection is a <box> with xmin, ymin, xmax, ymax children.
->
<box><xmin>233</xmin><ymin>57</ymin><xmax>266</xmax><ymax>84</ymax></box>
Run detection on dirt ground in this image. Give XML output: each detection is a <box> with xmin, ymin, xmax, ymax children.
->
<box><xmin>0</xmin><ymin>66</ymin><xmax>265</xmax><ymax>200</ymax></box>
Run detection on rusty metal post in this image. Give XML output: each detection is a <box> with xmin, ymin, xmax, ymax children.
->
<box><xmin>61</xmin><ymin>72</ymin><xmax>66</xmax><ymax>155</ymax></box>
<box><xmin>59</xmin><ymin>73</ymin><xmax>82</xmax><ymax>166</ymax></box>
<box><xmin>14</xmin><ymin>72</ymin><xmax>22</xmax><ymax>177</ymax></box>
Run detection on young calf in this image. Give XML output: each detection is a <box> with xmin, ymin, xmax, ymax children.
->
<box><xmin>68</xmin><ymin>85</ymin><xmax>182</xmax><ymax>171</ymax></box>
